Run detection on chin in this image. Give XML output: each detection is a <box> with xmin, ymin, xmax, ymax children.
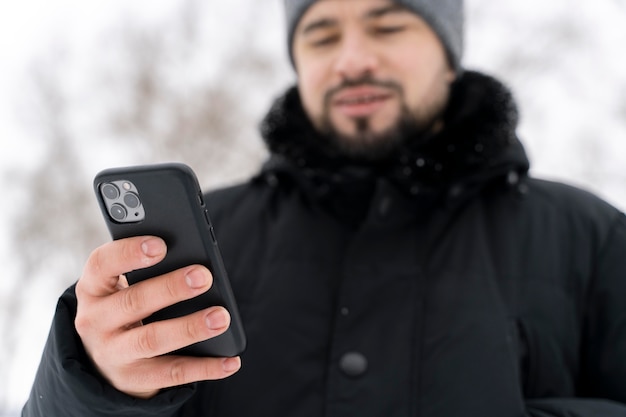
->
<box><xmin>334</xmin><ymin>118</ymin><xmax>397</xmax><ymax>138</ymax></box>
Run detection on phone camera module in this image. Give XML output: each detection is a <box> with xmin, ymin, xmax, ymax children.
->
<box><xmin>100</xmin><ymin>179</ymin><xmax>145</xmax><ymax>223</ymax></box>
<box><xmin>102</xmin><ymin>183</ymin><xmax>120</xmax><ymax>200</ymax></box>
<box><xmin>109</xmin><ymin>204</ymin><xmax>127</xmax><ymax>221</ymax></box>
<box><xmin>123</xmin><ymin>192</ymin><xmax>141</xmax><ymax>209</ymax></box>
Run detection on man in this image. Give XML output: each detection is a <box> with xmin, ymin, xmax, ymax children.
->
<box><xmin>23</xmin><ymin>0</ymin><xmax>626</xmax><ymax>416</ymax></box>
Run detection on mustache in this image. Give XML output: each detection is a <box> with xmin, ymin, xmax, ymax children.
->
<box><xmin>323</xmin><ymin>75</ymin><xmax>403</xmax><ymax>105</ymax></box>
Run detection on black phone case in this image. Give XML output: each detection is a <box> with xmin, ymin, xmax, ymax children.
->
<box><xmin>94</xmin><ymin>163</ymin><xmax>246</xmax><ymax>357</ymax></box>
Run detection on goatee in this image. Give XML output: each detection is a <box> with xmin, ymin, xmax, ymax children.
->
<box><xmin>318</xmin><ymin>104</ymin><xmax>442</xmax><ymax>164</ymax></box>
<box><xmin>316</xmin><ymin>75</ymin><xmax>445</xmax><ymax>163</ymax></box>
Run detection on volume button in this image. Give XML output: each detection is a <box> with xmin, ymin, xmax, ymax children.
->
<box><xmin>204</xmin><ymin>210</ymin><xmax>218</xmax><ymax>243</ymax></box>
<box><xmin>209</xmin><ymin>226</ymin><xmax>218</xmax><ymax>244</ymax></box>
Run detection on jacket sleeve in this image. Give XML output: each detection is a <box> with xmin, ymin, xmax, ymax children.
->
<box><xmin>526</xmin><ymin>212</ymin><xmax>626</xmax><ymax>416</ymax></box>
<box><xmin>21</xmin><ymin>285</ymin><xmax>197</xmax><ymax>417</ymax></box>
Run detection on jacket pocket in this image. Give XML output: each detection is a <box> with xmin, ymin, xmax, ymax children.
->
<box><xmin>514</xmin><ymin>318</ymin><xmax>535</xmax><ymax>397</ymax></box>
<box><xmin>514</xmin><ymin>317</ymin><xmax>577</xmax><ymax>398</ymax></box>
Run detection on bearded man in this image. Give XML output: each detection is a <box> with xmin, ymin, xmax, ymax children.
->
<box><xmin>23</xmin><ymin>1</ymin><xmax>626</xmax><ymax>416</ymax></box>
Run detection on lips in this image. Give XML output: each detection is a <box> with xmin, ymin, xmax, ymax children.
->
<box><xmin>331</xmin><ymin>87</ymin><xmax>393</xmax><ymax>118</ymax></box>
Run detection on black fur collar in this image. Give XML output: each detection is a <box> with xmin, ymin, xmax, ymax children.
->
<box><xmin>259</xmin><ymin>71</ymin><xmax>529</xmax><ymax>202</ymax></box>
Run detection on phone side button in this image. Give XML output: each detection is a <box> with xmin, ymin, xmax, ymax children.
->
<box><xmin>204</xmin><ymin>210</ymin><xmax>217</xmax><ymax>243</ymax></box>
<box><xmin>209</xmin><ymin>226</ymin><xmax>218</xmax><ymax>244</ymax></box>
<box><xmin>203</xmin><ymin>209</ymin><xmax>212</xmax><ymax>225</ymax></box>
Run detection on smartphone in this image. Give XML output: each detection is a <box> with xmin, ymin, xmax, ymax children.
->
<box><xmin>94</xmin><ymin>162</ymin><xmax>246</xmax><ymax>357</ymax></box>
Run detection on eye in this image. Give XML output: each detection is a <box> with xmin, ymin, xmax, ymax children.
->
<box><xmin>374</xmin><ymin>25</ymin><xmax>406</xmax><ymax>35</ymax></box>
<box><xmin>311</xmin><ymin>35</ymin><xmax>340</xmax><ymax>47</ymax></box>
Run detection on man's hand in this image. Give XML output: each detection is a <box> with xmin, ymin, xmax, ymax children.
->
<box><xmin>74</xmin><ymin>236</ymin><xmax>241</xmax><ymax>399</ymax></box>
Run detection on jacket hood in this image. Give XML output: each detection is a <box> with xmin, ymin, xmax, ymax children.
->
<box><xmin>258</xmin><ymin>71</ymin><xmax>530</xmax><ymax>208</ymax></box>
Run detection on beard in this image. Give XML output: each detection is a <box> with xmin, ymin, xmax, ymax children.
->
<box><xmin>315</xmin><ymin>75</ymin><xmax>449</xmax><ymax>163</ymax></box>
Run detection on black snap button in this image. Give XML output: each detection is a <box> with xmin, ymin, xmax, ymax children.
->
<box><xmin>339</xmin><ymin>352</ymin><xmax>368</xmax><ymax>377</ymax></box>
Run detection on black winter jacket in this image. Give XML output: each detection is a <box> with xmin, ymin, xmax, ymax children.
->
<box><xmin>23</xmin><ymin>72</ymin><xmax>626</xmax><ymax>417</ymax></box>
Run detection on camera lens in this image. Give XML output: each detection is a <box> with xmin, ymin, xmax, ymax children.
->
<box><xmin>124</xmin><ymin>192</ymin><xmax>141</xmax><ymax>209</ymax></box>
<box><xmin>110</xmin><ymin>204</ymin><xmax>127</xmax><ymax>221</ymax></box>
<box><xmin>102</xmin><ymin>183</ymin><xmax>120</xmax><ymax>200</ymax></box>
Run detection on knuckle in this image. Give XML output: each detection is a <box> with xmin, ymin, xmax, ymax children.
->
<box><xmin>169</xmin><ymin>359</ymin><xmax>188</xmax><ymax>386</ymax></box>
<box><xmin>74</xmin><ymin>279</ymin><xmax>86</xmax><ymax>299</ymax></box>
<box><xmin>74</xmin><ymin>314</ymin><xmax>91</xmax><ymax>336</ymax></box>
<box><xmin>120</xmin><ymin>286</ymin><xmax>145</xmax><ymax>315</ymax></box>
<box><xmin>74</xmin><ymin>301</ymin><xmax>101</xmax><ymax>337</ymax></box>
<box><xmin>135</xmin><ymin>325</ymin><xmax>159</xmax><ymax>357</ymax></box>
<box><xmin>75</xmin><ymin>281</ymin><xmax>85</xmax><ymax>299</ymax></box>
<box><xmin>183</xmin><ymin>317</ymin><xmax>204</xmax><ymax>341</ymax></box>
<box><xmin>84</xmin><ymin>247</ymin><xmax>105</xmax><ymax>277</ymax></box>
<box><xmin>164</xmin><ymin>274</ymin><xmax>181</xmax><ymax>301</ymax></box>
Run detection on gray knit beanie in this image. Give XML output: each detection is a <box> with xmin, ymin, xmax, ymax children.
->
<box><xmin>284</xmin><ymin>0</ymin><xmax>464</xmax><ymax>72</ymax></box>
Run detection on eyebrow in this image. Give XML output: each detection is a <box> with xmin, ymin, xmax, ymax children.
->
<box><xmin>300</xmin><ymin>4</ymin><xmax>408</xmax><ymax>36</ymax></box>
<box><xmin>364</xmin><ymin>4</ymin><xmax>407</xmax><ymax>20</ymax></box>
<box><xmin>301</xmin><ymin>18</ymin><xmax>337</xmax><ymax>36</ymax></box>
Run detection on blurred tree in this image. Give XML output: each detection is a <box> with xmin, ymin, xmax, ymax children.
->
<box><xmin>0</xmin><ymin>0</ymin><xmax>280</xmax><ymax>409</ymax></box>
<box><xmin>0</xmin><ymin>53</ymin><xmax>103</xmax><ymax>413</ymax></box>
<box><xmin>100</xmin><ymin>0</ymin><xmax>275</xmax><ymax>186</ymax></box>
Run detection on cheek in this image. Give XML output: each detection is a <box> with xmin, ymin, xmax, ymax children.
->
<box><xmin>392</xmin><ymin>47</ymin><xmax>449</xmax><ymax>100</ymax></box>
<box><xmin>297</xmin><ymin>63</ymin><xmax>329</xmax><ymax>118</ymax></box>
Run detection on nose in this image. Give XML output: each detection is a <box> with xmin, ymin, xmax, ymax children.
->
<box><xmin>333</xmin><ymin>31</ymin><xmax>379</xmax><ymax>80</ymax></box>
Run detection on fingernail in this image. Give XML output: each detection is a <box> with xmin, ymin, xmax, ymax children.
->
<box><xmin>206</xmin><ymin>309</ymin><xmax>229</xmax><ymax>330</ymax></box>
<box><xmin>141</xmin><ymin>238</ymin><xmax>164</xmax><ymax>257</ymax></box>
<box><xmin>222</xmin><ymin>357</ymin><xmax>241</xmax><ymax>373</ymax></box>
<box><xmin>186</xmin><ymin>269</ymin><xmax>209</xmax><ymax>289</ymax></box>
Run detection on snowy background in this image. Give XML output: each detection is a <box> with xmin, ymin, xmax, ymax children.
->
<box><xmin>1</xmin><ymin>0</ymin><xmax>625</xmax><ymax>414</ymax></box>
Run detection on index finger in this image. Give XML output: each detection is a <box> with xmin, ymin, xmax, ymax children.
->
<box><xmin>78</xmin><ymin>236</ymin><xmax>167</xmax><ymax>298</ymax></box>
